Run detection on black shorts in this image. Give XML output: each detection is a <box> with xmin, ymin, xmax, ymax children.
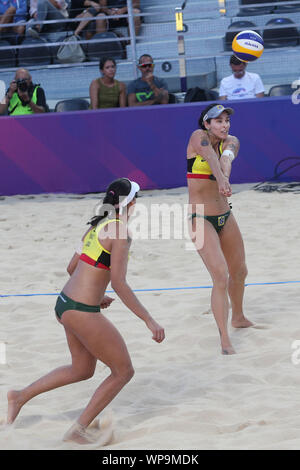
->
<box><xmin>108</xmin><ymin>17</ymin><xmax>128</xmax><ymax>28</ymax></box>
<box><xmin>87</xmin><ymin>6</ymin><xmax>100</xmax><ymax>16</ymax></box>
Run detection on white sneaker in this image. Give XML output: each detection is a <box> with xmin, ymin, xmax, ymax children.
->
<box><xmin>28</xmin><ymin>26</ymin><xmax>40</xmax><ymax>39</ymax></box>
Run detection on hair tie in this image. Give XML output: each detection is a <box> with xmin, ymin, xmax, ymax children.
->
<box><xmin>108</xmin><ymin>190</ymin><xmax>115</xmax><ymax>195</ymax></box>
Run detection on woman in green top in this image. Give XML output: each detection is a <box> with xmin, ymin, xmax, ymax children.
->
<box><xmin>89</xmin><ymin>57</ymin><xmax>126</xmax><ymax>109</ymax></box>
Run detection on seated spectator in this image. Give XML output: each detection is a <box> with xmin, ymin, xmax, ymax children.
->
<box><xmin>0</xmin><ymin>0</ymin><xmax>27</xmax><ymax>40</ymax></box>
<box><xmin>89</xmin><ymin>57</ymin><xmax>126</xmax><ymax>108</ymax></box>
<box><xmin>219</xmin><ymin>55</ymin><xmax>265</xmax><ymax>100</ymax></box>
<box><xmin>127</xmin><ymin>54</ymin><xmax>169</xmax><ymax>107</ymax></box>
<box><xmin>27</xmin><ymin>0</ymin><xmax>69</xmax><ymax>42</ymax></box>
<box><xmin>100</xmin><ymin>0</ymin><xmax>141</xmax><ymax>37</ymax></box>
<box><xmin>71</xmin><ymin>0</ymin><xmax>107</xmax><ymax>39</ymax></box>
<box><xmin>0</xmin><ymin>68</ymin><xmax>48</xmax><ymax>116</ymax></box>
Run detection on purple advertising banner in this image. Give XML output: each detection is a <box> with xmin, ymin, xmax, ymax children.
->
<box><xmin>0</xmin><ymin>96</ymin><xmax>299</xmax><ymax>196</ymax></box>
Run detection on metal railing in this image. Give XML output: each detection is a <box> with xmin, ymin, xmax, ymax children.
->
<box><xmin>0</xmin><ymin>0</ymin><xmax>300</xmax><ymax>72</ymax></box>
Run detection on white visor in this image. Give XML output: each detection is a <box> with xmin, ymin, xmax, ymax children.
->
<box><xmin>119</xmin><ymin>180</ymin><xmax>140</xmax><ymax>214</ymax></box>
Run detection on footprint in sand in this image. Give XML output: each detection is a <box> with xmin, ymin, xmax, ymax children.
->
<box><xmin>250</xmin><ymin>324</ymin><xmax>270</xmax><ymax>330</ymax></box>
<box><xmin>63</xmin><ymin>412</ymin><xmax>114</xmax><ymax>447</ymax></box>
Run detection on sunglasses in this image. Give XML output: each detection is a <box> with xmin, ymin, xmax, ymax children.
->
<box><xmin>139</xmin><ymin>63</ymin><xmax>154</xmax><ymax>69</ymax></box>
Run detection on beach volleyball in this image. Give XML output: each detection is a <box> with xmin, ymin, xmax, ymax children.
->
<box><xmin>232</xmin><ymin>30</ymin><xmax>264</xmax><ymax>62</ymax></box>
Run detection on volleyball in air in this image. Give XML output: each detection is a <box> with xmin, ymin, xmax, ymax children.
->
<box><xmin>232</xmin><ymin>30</ymin><xmax>264</xmax><ymax>62</ymax></box>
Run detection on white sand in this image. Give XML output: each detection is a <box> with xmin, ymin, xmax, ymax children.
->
<box><xmin>1</xmin><ymin>184</ymin><xmax>300</xmax><ymax>450</ymax></box>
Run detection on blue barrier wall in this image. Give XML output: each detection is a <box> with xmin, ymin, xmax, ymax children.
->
<box><xmin>0</xmin><ymin>96</ymin><xmax>299</xmax><ymax>196</ymax></box>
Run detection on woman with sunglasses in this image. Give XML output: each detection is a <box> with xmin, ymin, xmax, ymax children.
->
<box><xmin>127</xmin><ymin>54</ymin><xmax>169</xmax><ymax>106</ymax></box>
<box><xmin>187</xmin><ymin>104</ymin><xmax>252</xmax><ymax>355</ymax></box>
<box><xmin>7</xmin><ymin>178</ymin><xmax>165</xmax><ymax>444</ymax></box>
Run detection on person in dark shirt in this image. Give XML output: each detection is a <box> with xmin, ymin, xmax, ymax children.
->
<box><xmin>127</xmin><ymin>54</ymin><xmax>169</xmax><ymax>107</ymax></box>
<box><xmin>100</xmin><ymin>0</ymin><xmax>141</xmax><ymax>36</ymax></box>
<box><xmin>0</xmin><ymin>68</ymin><xmax>48</xmax><ymax>116</ymax></box>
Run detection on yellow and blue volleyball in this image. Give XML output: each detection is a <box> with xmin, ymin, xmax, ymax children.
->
<box><xmin>232</xmin><ymin>30</ymin><xmax>264</xmax><ymax>62</ymax></box>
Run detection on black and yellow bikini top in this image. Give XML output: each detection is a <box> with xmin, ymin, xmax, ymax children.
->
<box><xmin>187</xmin><ymin>140</ymin><xmax>223</xmax><ymax>180</ymax></box>
<box><xmin>79</xmin><ymin>218</ymin><xmax>122</xmax><ymax>271</ymax></box>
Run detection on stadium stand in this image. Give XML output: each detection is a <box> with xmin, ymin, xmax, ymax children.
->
<box><xmin>237</xmin><ymin>0</ymin><xmax>275</xmax><ymax>16</ymax></box>
<box><xmin>224</xmin><ymin>20</ymin><xmax>260</xmax><ymax>51</ymax></box>
<box><xmin>54</xmin><ymin>97</ymin><xmax>90</xmax><ymax>111</ymax></box>
<box><xmin>263</xmin><ymin>17</ymin><xmax>300</xmax><ymax>47</ymax></box>
<box><xmin>274</xmin><ymin>0</ymin><xmax>300</xmax><ymax>13</ymax></box>
<box><xmin>18</xmin><ymin>37</ymin><xmax>53</xmax><ymax>66</ymax></box>
<box><xmin>268</xmin><ymin>83</ymin><xmax>296</xmax><ymax>95</ymax></box>
<box><xmin>0</xmin><ymin>0</ymin><xmax>300</xmax><ymax>108</ymax></box>
<box><xmin>0</xmin><ymin>40</ymin><xmax>16</xmax><ymax>68</ymax></box>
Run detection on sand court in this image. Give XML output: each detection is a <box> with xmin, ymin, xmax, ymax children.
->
<box><xmin>0</xmin><ymin>184</ymin><xmax>300</xmax><ymax>450</ymax></box>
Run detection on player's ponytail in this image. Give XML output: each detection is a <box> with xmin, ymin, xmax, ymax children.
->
<box><xmin>88</xmin><ymin>178</ymin><xmax>139</xmax><ymax>226</ymax></box>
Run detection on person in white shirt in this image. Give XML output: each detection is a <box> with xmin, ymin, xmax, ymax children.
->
<box><xmin>219</xmin><ymin>55</ymin><xmax>265</xmax><ymax>100</ymax></box>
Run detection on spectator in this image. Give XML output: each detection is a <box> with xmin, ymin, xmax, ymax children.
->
<box><xmin>27</xmin><ymin>0</ymin><xmax>69</xmax><ymax>42</ymax></box>
<box><xmin>71</xmin><ymin>0</ymin><xmax>107</xmax><ymax>39</ymax></box>
<box><xmin>219</xmin><ymin>55</ymin><xmax>265</xmax><ymax>100</ymax></box>
<box><xmin>100</xmin><ymin>0</ymin><xmax>141</xmax><ymax>37</ymax></box>
<box><xmin>127</xmin><ymin>54</ymin><xmax>169</xmax><ymax>107</ymax></box>
<box><xmin>89</xmin><ymin>57</ymin><xmax>126</xmax><ymax>108</ymax></box>
<box><xmin>0</xmin><ymin>68</ymin><xmax>48</xmax><ymax>116</ymax></box>
<box><xmin>0</xmin><ymin>0</ymin><xmax>27</xmax><ymax>40</ymax></box>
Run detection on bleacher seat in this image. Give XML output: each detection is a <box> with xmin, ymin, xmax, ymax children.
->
<box><xmin>0</xmin><ymin>0</ymin><xmax>299</xmax><ymax>104</ymax></box>
<box><xmin>224</xmin><ymin>20</ymin><xmax>260</xmax><ymax>51</ymax></box>
<box><xmin>238</xmin><ymin>0</ymin><xmax>275</xmax><ymax>16</ymax></box>
<box><xmin>54</xmin><ymin>98</ymin><xmax>90</xmax><ymax>112</ymax></box>
<box><xmin>18</xmin><ymin>37</ymin><xmax>52</xmax><ymax>66</ymax></box>
<box><xmin>263</xmin><ymin>17</ymin><xmax>300</xmax><ymax>48</ymax></box>
<box><xmin>184</xmin><ymin>87</ymin><xmax>218</xmax><ymax>103</ymax></box>
<box><xmin>85</xmin><ymin>32</ymin><xmax>124</xmax><ymax>61</ymax></box>
<box><xmin>274</xmin><ymin>0</ymin><xmax>300</xmax><ymax>13</ymax></box>
<box><xmin>268</xmin><ymin>84</ymin><xmax>295</xmax><ymax>96</ymax></box>
<box><xmin>0</xmin><ymin>40</ymin><xmax>16</xmax><ymax>68</ymax></box>
<box><xmin>168</xmin><ymin>93</ymin><xmax>178</xmax><ymax>104</ymax></box>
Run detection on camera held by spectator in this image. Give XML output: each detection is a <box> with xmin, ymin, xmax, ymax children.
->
<box><xmin>16</xmin><ymin>79</ymin><xmax>29</xmax><ymax>93</ymax></box>
<box><xmin>0</xmin><ymin>68</ymin><xmax>48</xmax><ymax>116</ymax></box>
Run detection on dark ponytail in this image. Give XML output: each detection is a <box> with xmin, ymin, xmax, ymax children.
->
<box><xmin>88</xmin><ymin>178</ymin><xmax>132</xmax><ymax>226</ymax></box>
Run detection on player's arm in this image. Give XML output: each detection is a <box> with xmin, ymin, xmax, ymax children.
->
<box><xmin>190</xmin><ymin>130</ymin><xmax>228</xmax><ymax>182</ymax></box>
<box><xmin>220</xmin><ymin>136</ymin><xmax>240</xmax><ymax>179</ymax></box>
<box><xmin>189</xmin><ymin>129</ymin><xmax>232</xmax><ymax>197</ymax></box>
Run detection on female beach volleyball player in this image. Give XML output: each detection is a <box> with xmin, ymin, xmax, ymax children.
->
<box><xmin>7</xmin><ymin>178</ymin><xmax>165</xmax><ymax>444</ymax></box>
<box><xmin>187</xmin><ymin>104</ymin><xmax>252</xmax><ymax>355</ymax></box>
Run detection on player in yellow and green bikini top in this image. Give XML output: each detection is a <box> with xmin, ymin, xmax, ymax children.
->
<box><xmin>187</xmin><ymin>137</ymin><xmax>223</xmax><ymax>181</ymax></box>
<box><xmin>80</xmin><ymin>219</ymin><xmax>122</xmax><ymax>271</ymax></box>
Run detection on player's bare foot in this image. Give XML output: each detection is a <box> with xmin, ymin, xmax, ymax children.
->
<box><xmin>63</xmin><ymin>422</ymin><xmax>96</xmax><ymax>445</ymax></box>
<box><xmin>7</xmin><ymin>390</ymin><xmax>24</xmax><ymax>424</ymax></box>
<box><xmin>222</xmin><ymin>345</ymin><xmax>236</xmax><ymax>355</ymax></box>
<box><xmin>232</xmin><ymin>315</ymin><xmax>253</xmax><ymax>328</ymax></box>
<box><xmin>220</xmin><ymin>336</ymin><xmax>236</xmax><ymax>355</ymax></box>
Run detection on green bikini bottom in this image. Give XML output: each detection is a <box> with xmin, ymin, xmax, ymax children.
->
<box><xmin>189</xmin><ymin>210</ymin><xmax>231</xmax><ymax>233</ymax></box>
<box><xmin>55</xmin><ymin>292</ymin><xmax>101</xmax><ymax>319</ymax></box>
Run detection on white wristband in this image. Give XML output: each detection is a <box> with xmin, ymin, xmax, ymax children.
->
<box><xmin>221</xmin><ymin>149</ymin><xmax>235</xmax><ymax>162</ymax></box>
